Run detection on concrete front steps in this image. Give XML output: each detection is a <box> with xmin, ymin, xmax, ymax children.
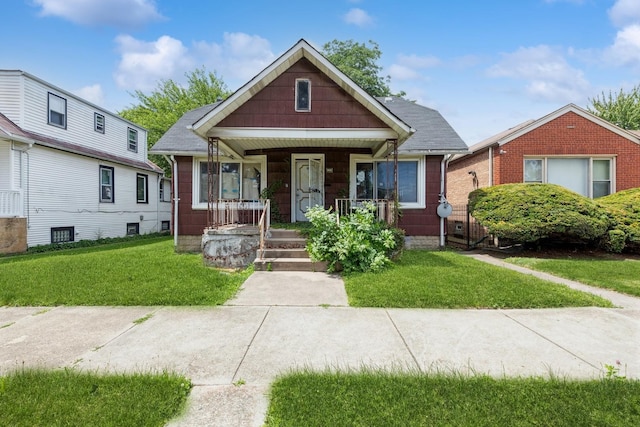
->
<box><xmin>254</xmin><ymin>229</ymin><xmax>328</xmax><ymax>272</ymax></box>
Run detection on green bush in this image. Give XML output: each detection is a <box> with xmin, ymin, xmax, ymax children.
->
<box><xmin>597</xmin><ymin>187</ymin><xmax>640</xmax><ymax>250</ymax></box>
<box><xmin>468</xmin><ymin>184</ymin><xmax>610</xmax><ymax>244</ymax></box>
<box><xmin>604</xmin><ymin>229</ymin><xmax>627</xmax><ymax>253</ymax></box>
<box><xmin>305</xmin><ymin>203</ymin><xmax>399</xmax><ymax>273</ymax></box>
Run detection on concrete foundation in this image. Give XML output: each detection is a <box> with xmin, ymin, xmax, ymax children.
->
<box><xmin>404</xmin><ymin>235</ymin><xmax>440</xmax><ymax>250</ymax></box>
<box><xmin>176</xmin><ymin>235</ymin><xmax>202</xmax><ymax>253</ymax></box>
<box><xmin>0</xmin><ymin>217</ymin><xmax>27</xmax><ymax>254</ymax></box>
<box><xmin>202</xmin><ymin>227</ymin><xmax>260</xmax><ymax>269</ymax></box>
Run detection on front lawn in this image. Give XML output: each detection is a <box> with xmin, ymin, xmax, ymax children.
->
<box><xmin>505</xmin><ymin>255</ymin><xmax>640</xmax><ymax>297</ymax></box>
<box><xmin>0</xmin><ymin>369</ymin><xmax>191</xmax><ymax>427</ymax></box>
<box><xmin>344</xmin><ymin>250</ymin><xmax>612</xmax><ymax>308</ymax></box>
<box><xmin>266</xmin><ymin>371</ymin><xmax>640</xmax><ymax>426</ymax></box>
<box><xmin>0</xmin><ymin>237</ymin><xmax>251</xmax><ymax>306</ymax></box>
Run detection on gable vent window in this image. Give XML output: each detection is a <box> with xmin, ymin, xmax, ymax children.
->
<box><xmin>48</xmin><ymin>92</ymin><xmax>67</xmax><ymax>128</ymax></box>
<box><xmin>295</xmin><ymin>79</ymin><xmax>311</xmax><ymax>112</ymax></box>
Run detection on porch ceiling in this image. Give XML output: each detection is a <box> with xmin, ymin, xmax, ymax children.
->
<box><xmin>207</xmin><ymin>127</ymin><xmax>399</xmax><ymax>157</ymax></box>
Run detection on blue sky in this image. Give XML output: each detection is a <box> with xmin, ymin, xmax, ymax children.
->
<box><xmin>3</xmin><ymin>0</ymin><xmax>640</xmax><ymax>145</ymax></box>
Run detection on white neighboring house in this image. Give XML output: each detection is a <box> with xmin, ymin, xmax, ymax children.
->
<box><xmin>0</xmin><ymin>70</ymin><xmax>171</xmax><ymax>254</ymax></box>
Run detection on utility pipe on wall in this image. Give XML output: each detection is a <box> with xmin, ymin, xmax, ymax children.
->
<box><xmin>168</xmin><ymin>155</ymin><xmax>178</xmax><ymax>247</ymax></box>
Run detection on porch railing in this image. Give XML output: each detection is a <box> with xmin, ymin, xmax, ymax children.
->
<box><xmin>206</xmin><ymin>199</ymin><xmax>269</xmax><ymax>229</ymax></box>
<box><xmin>334</xmin><ymin>199</ymin><xmax>394</xmax><ymax>225</ymax></box>
<box><xmin>0</xmin><ymin>190</ymin><xmax>23</xmax><ymax>217</ymax></box>
<box><xmin>258</xmin><ymin>199</ymin><xmax>270</xmax><ymax>260</ymax></box>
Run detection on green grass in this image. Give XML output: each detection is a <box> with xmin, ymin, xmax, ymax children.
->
<box><xmin>0</xmin><ymin>369</ymin><xmax>191</xmax><ymax>427</ymax></box>
<box><xmin>266</xmin><ymin>371</ymin><xmax>640</xmax><ymax>426</ymax></box>
<box><xmin>505</xmin><ymin>256</ymin><xmax>640</xmax><ymax>297</ymax></box>
<box><xmin>0</xmin><ymin>237</ymin><xmax>252</xmax><ymax>306</ymax></box>
<box><xmin>343</xmin><ymin>250</ymin><xmax>612</xmax><ymax>308</ymax></box>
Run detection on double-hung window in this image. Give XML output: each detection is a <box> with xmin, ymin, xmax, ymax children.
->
<box><xmin>48</xmin><ymin>92</ymin><xmax>67</xmax><ymax>128</ymax></box>
<box><xmin>352</xmin><ymin>156</ymin><xmax>424</xmax><ymax>208</ymax></box>
<box><xmin>524</xmin><ymin>157</ymin><xmax>613</xmax><ymax>198</ymax></box>
<box><xmin>94</xmin><ymin>113</ymin><xmax>105</xmax><ymax>133</ymax></box>
<box><xmin>137</xmin><ymin>174</ymin><xmax>148</xmax><ymax>203</ymax></box>
<box><xmin>99</xmin><ymin>166</ymin><xmax>114</xmax><ymax>203</ymax></box>
<box><xmin>128</xmin><ymin>127</ymin><xmax>138</xmax><ymax>152</ymax></box>
<box><xmin>193</xmin><ymin>157</ymin><xmax>264</xmax><ymax>208</ymax></box>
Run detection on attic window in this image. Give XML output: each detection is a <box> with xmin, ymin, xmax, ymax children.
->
<box><xmin>295</xmin><ymin>79</ymin><xmax>311</xmax><ymax>112</ymax></box>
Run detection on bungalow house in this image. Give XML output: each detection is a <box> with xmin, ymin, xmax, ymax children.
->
<box><xmin>151</xmin><ymin>39</ymin><xmax>468</xmax><ymax>253</ymax></box>
<box><xmin>0</xmin><ymin>70</ymin><xmax>171</xmax><ymax>254</ymax></box>
<box><xmin>447</xmin><ymin>103</ymin><xmax>640</xmax><ymax>206</ymax></box>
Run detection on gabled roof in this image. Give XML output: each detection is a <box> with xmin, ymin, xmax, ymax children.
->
<box><xmin>378</xmin><ymin>97</ymin><xmax>467</xmax><ymax>154</ymax></box>
<box><xmin>151</xmin><ymin>39</ymin><xmax>468</xmax><ymax>158</ymax></box>
<box><xmin>452</xmin><ymin>103</ymin><xmax>640</xmax><ymax>162</ymax></box>
<box><xmin>0</xmin><ymin>112</ymin><xmax>162</xmax><ymax>173</ymax></box>
<box><xmin>190</xmin><ymin>39</ymin><xmax>414</xmax><ymax>153</ymax></box>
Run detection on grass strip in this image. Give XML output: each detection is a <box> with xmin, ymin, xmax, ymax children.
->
<box><xmin>0</xmin><ymin>369</ymin><xmax>191</xmax><ymax>427</ymax></box>
<box><xmin>506</xmin><ymin>256</ymin><xmax>640</xmax><ymax>297</ymax></box>
<box><xmin>344</xmin><ymin>250</ymin><xmax>612</xmax><ymax>308</ymax></box>
<box><xmin>0</xmin><ymin>237</ymin><xmax>251</xmax><ymax>306</ymax></box>
<box><xmin>266</xmin><ymin>370</ymin><xmax>640</xmax><ymax>426</ymax></box>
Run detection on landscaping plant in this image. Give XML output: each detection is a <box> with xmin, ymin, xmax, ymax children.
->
<box><xmin>305</xmin><ymin>203</ymin><xmax>400</xmax><ymax>273</ymax></box>
<box><xmin>597</xmin><ymin>187</ymin><xmax>640</xmax><ymax>252</ymax></box>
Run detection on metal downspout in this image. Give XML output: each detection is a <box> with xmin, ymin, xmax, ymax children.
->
<box><xmin>168</xmin><ymin>155</ymin><xmax>178</xmax><ymax>247</ymax></box>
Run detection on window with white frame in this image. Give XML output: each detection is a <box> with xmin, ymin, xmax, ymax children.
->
<box><xmin>352</xmin><ymin>157</ymin><xmax>423</xmax><ymax>208</ymax></box>
<box><xmin>193</xmin><ymin>157</ymin><xmax>265</xmax><ymax>207</ymax></box>
<box><xmin>48</xmin><ymin>92</ymin><xmax>67</xmax><ymax>128</ymax></box>
<box><xmin>295</xmin><ymin>79</ymin><xmax>311</xmax><ymax>112</ymax></box>
<box><xmin>159</xmin><ymin>179</ymin><xmax>171</xmax><ymax>202</ymax></box>
<box><xmin>94</xmin><ymin>113</ymin><xmax>105</xmax><ymax>133</ymax></box>
<box><xmin>99</xmin><ymin>166</ymin><xmax>114</xmax><ymax>203</ymax></box>
<box><xmin>137</xmin><ymin>174</ymin><xmax>148</xmax><ymax>203</ymax></box>
<box><xmin>524</xmin><ymin>157</ymin><xmax>613</xmax><ymax>198</ymax></box>
<box><xmin>128</xmin><ymin>127</ymin><xmax>138</xmax><ymax>152</ymax></box>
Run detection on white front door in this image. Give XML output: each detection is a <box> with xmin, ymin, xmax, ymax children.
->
<box><xmin>292</xmin><ymin>155</ymin><xmax>324</xmax><ymax>222</ymax></box>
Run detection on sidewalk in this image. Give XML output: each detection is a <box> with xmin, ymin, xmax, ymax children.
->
<box><xmin>1</xmin><ymin>268</ymin><xmax>638</xmax><ymax>426</ymax></box>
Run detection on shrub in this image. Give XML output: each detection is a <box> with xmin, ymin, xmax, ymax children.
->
<box><xmin>597</xmin><ymin>187</ymin><xmax>640</xmax><ymax>251</ymax></box>
<box><xmin>305</xmin><ymin>203</ymin><xmax>399</xmax><ymax>273</ymax></box>
<box><xmin>604</xmin><ymin>229</ymin><xmax>627</xmax><ymax>253</ymax></box>
<box><xmin>468</xmin><ymin>184</ymin><xmax>610</xmax><ymax>244</ymax></box>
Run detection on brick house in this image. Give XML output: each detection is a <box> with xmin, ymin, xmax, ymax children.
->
<box><xmin>447</xmin><ymin>103</ymin><xmax>640</xmax><ymax>207</ymax></box>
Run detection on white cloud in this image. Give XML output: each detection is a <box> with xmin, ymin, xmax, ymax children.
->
<box><xmin>33</xmin><ymin>0</ymin><xmax>164</xmax><ymax>29</ymax></box>
<box><xmin>343</xmin><ymin>8</ymin><xmax>374</xmax><ymax>27</ymax></box>
<box><xmin>114</xmin><ymin>35</ymin><xmax>193</xmax><ymax>90</ymax></box>
<box><xmin>605</xmin><ymin>24</ymin><xmax>640</xmax><ymax>67</ymax></box>
<box><xmin>114</xmin><ymin>32</ymin><xmax>275</xmax><ymax>92</ymax></box>
<box><xmin>487</xmin><ymin>45</ymin><xmax>590</xmax><ymax>102</ymax></box>
<box><xmin>74</xmin><ymin>84</ymin><xmax>104</xmax><ymax>105</ymax></box>
<box><xmin>388</xmin><ymin>54</ymin><xmax>440</xmax><ymax>82</ymax></box>
<box><xmin>609</xmin><ymin>0</ymin><xmax>640</xmax><ymax>28</ymax></box>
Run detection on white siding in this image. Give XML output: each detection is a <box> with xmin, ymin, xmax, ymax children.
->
<box><xmin>20</xmin><ymin>77</ymin><xmax>148</xmax><ymax>163</ymax></box>
<box><xmin>26</xmin><ymin>145</ymin><xmax>166</xmax><ymax>246</ymax></box>
<box><xmin>0</xmin><ymin>140</ymin><xmax>10</xmax><ymax>189</ymax></box>
<box><xmin>0</xmin><ymin>72</ymin><xmax>24</xmax><ymax>124</ymax></box>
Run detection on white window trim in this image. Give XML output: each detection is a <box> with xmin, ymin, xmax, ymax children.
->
<box><xmin>191</xmin><ymin>155</ymin><xmax>267</xmax><ymax>210</ymax></box>
<box><xmin>350</xmin><ymin>154</ymin><xmax>425</xmax><ymax>209</ymax></box>
<box><xmin>47</xmin><ymin>92</ymin><xmax>67</xmax><ymax>129</ymax></box>
<box><xmin>95</xmin><ymin>113</ymin><xmax>105</xmax><ymax>133</ymax></box>
<box><xmin>522</xmin><ymin>156</ymin><xmax>616</xmax><ymax>198</ymax></box>
<box><xmin>99</xmin><ymin>165</ymin><xmax>114</xmax><ymax>203</ymax></box>
<box><xmin>295</xmin><ymin>78</ymin><xmax>311</xmax><ymax>112</ymax></box>
<box><xmin>128</xmin><ymin>127</ymin><xmax>138</xmax><ymax>152</ymax></box>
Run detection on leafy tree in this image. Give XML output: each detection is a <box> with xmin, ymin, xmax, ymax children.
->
<box><xmin>587</xmin><ymin>85</ymin><xmax>640</xmax><ymax>130</ymax></box>
<box><xmin>119</xmin><ymin>67</ymin><xmax>231</xmax><ymax>175</ymax></box>
<box><xmin>322</xmin><ymin>39</ymin><xmax>404</xmax><ymax>98</ymax></box>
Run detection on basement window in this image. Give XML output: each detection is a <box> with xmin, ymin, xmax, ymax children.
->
<box><xmin>295</xmin><ymin>79</ymin><xmax>311</xmax><ymax>112</ymax></box>
<box><xmin>51</xmin><ymin>226</ymin><xmax>74</xmax><ymax>244</ymax></box>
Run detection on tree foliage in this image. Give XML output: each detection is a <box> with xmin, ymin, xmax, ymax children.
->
<box><xmin>587</xmin><ymin>85</ymin><xmax>640</xmax><ymax>130</ymax></box>
<box><xmin>119</xmin><ymin>67</ymin><xmax>231</xmax><ymax>175</ymax></box>
<box><xmin>322</xmin><ymin>39</ymin><xmax>404</xmax><ymax>98</ymax></box>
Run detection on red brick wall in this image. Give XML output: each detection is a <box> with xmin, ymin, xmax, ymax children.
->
<box><xmin>499</xmin><ymin>112</ymin><xmax>640</xmax><ymax>190</ymax></box>
<box><xmin>217</xmin><ymin>58</ymin><xmax>387</xmax><ymax>129</ymax></box>
<box><xmin>447</xmin><ymin>149</ymin><xmax>492</xmax><ymax>206</ymax></box>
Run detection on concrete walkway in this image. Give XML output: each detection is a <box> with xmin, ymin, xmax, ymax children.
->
<box><xmin>1</xmin><ymin>264</ymin><xmax>639</xmax><ymax>426</ymax></box>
